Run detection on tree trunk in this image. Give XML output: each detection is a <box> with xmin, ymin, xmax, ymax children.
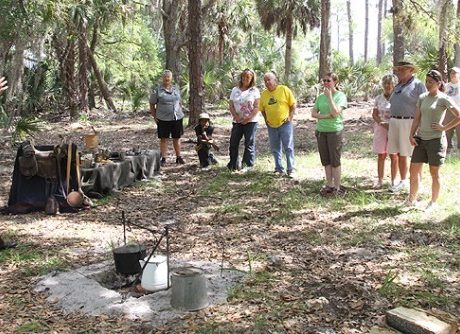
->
<box><xmin>364</xmin><ymin>0</ymin><xmax>369</xmax><ymax>62</ymax></box>
<box><xmin>64</xmin><ymin>39</ymin><xmax>79</xmax><ymax>119</ymax></box>
<box><xmin>188</xmin><ymin>0</ymin><xmax>204</xmax><ymax>125</ymax></box>
<box><xmin>377</xmin><ymin>0</ymin><xmax>384</xmax><ymax>64</ymax></box>
<box><xmin>319</xmin><ymin>0</ymin><xmax>331</xmax><ymax>81</ymax></box>
<box><xmin>284</xmin><ymin>13</ymin><xmax>293</xmax><ymax>82</ymax></box>
<box><xmin>88</xmin><ymin>22</ymin><xmax>99</xmax><ymax>110</ymax></box>
<box><xmin>383</xmin><ymin>0</ymin><xmax>388</xmax><ymax>58</ymax></box>
<box><xmin>438</xmin><ymin>0</ymin><xmax>452</xmax><ymax>80</ymax></box>
<box><xmin>454</xmin><ymin>0</ymin><xmax>460</xmax><ymax>66</ymax></box>
<box><xmin>78</xmin><ymin>25</ymin><xmax>89</xmax><ymax>114</ymax></box>
<box><xmin>392</xmin><ymin>0</ymin><xmax>405</xmax><ymax>65</ymax></box>
<box><xmin>163</xmin><ymin>0</ymin><xmax>185</xmax><ymax>84</ymax></box>
<box><xmin>346</xmin><ymin>0</ymin><xmax>354</xmax><ymax>65</ymax></box>
<box><xmin>87</xmin><ymin>47</ymin><xmax>117</xmax><ymax>112</ymax></box>
<box><xmin>8</xmin><ymin>39</ymin><xmax>25</xmax><ymax>104</ymax></box>
<box><xmin>217</xmin><ymin>15</ymin><xmax>227</xmax><ymax>65</ymax></box>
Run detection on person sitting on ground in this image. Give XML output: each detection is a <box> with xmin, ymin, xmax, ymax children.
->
<box><xmin>406</xmin><ymin>70</ymin><xmax>460</xmax><ymax>212</ymax></box>
<box><xmin>311</xmin><ymin>72</ymin><xmax>347</xmax><ymax>196</ymax></box>
<box><xmin>195</xmin><ymin>113</ymin><xmax>218</xmax><ymax>170</ymax></box>
<box><xmin>444</xmin><ymin>66</ymin><xmax>460</xmax><ymax>153</ymax></box>
<box><xmin>372</xmin><ymin>74</ymin><xmax>399</xmax><ymax>189</ymax></box>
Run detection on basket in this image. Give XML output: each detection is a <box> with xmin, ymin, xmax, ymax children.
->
<box><xmin>84</xmin><ymin>133</ymin><xmax>99</xmax><ymax>149</ymax></box>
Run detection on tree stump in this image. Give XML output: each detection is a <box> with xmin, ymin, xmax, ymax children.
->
<box><xmin>170</xmin><ymin>267</ymin><xmax>208</xmax><ymax>311</ymax></box>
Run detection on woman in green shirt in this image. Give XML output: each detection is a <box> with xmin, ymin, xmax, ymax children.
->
<box><xmin>311</xmin><ymin>72</ymin><xmax>348</xmax><ymax>196</ymax></box>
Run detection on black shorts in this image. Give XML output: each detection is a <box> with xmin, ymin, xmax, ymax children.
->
<box><xmin>157</xmin><ymin>119</ymin><xmax>184</xmax><ymax>139</ymax></box>
<box><xmin>411</xmin><ymin>136</ymin><xmax>447</xmax><ymax>166</ymax></box>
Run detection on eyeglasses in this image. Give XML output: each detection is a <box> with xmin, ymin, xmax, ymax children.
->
<box><xmin>322</xmin><ymin>79</ymin><xmax>332</xmax><ymax>83</ymax></box>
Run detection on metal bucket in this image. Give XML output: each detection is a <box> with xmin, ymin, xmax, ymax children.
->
<box><xmin>171</xmin><ymin>266</ymin><xmax>209</xmax><ymax>311</ymax></box>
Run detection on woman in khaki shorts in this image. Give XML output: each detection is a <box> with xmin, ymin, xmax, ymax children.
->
<box><xmin>406</xmin><ymin>70</ymin><xmax>460</xmax><ymax>211</ymax></box>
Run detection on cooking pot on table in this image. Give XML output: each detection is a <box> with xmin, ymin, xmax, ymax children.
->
<box><xmin>113</xmin><ymin>244</ymin><xmax>146</xmax><ymax>275</ymax></box>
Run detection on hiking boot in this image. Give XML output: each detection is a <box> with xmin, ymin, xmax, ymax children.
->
<box><xmin>176</xmin><ymin>156</ymin><xmax>185</xmax><ymax>164</ymax></box>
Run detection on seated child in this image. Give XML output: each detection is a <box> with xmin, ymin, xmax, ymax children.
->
<box><xmin>195</xmin><ymin>113</ymin><xmax>219</xmax><ymax>169</ymax></box>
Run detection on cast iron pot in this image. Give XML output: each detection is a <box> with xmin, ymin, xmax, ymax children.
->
<box><xmin>113</xmin><ymin>244</ymin><xmax>146</xmax><ymax>275</ymax></box>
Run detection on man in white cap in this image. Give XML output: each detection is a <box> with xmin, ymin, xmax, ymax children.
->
<box><xmin>388</xmin><ymin>61</ymin><xmax>426</xmax><ymax>193</ymax></box>
<box><xmin>444</xmin><ymin>67</ymin><xmax>460</xmax><ymax>153</ymax></box>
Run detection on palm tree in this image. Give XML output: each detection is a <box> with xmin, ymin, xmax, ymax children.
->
<box><xmin>319</xmin><ymin>0</ymin><xmax>331</xmax><ymax>80</ymax></box>
<box><xmin>256</xmin><ymin>0</ymin><xmax>320</xmax><ymax>82</ymax></box>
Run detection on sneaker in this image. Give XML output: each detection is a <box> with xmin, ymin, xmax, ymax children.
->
<box><xmin>176</xmin><ymin>156</ymin><xmax>185</xmax><ymax>165</ymax></box>
<box><xmin>201</xmin><ymin>166</ymin><xmax>211</xmax><ymax>171</ymax></box>
<box><xmin>160</xmin><ymin>157</ymin><xmax>166</xmax><ymax>167</ymax></box>
<box><xmin>273</xmin><ymin>170</ymin><xmax>284</xmax><ymax>176</ymax></box>
<box><xmin>389</xmin><ymin>180</ymin><xmax>408</xmax><ymax>193</ymax></box>
<box><xmin>424</xmin><ymin>201</ymin><xmax>438</xmax><ymax>213</ymax></box>
<box><xmin>287</xmin><ymin>170</ymin><xmax>297</xmax><ymax>179</ymax></box>
<box><xmin>240</xmin><ymin>166</ymin><xmax>253</xmax><ymax>174</ymax></box>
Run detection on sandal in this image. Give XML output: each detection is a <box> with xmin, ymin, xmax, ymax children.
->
<box><xmin>320</xmin><ymin>185</ymin><xmax>335</xmax><ymax>196</ymax></box>
<box><xmin>332</xmin><ymin>187</ymin><xmax>347</xmax><ymax>196</ymax></box>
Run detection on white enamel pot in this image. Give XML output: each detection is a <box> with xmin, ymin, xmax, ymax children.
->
<box><xmin>139</xmin><ymin>255</ymin><xmax>168</xmax><ymax>292</ymax></box>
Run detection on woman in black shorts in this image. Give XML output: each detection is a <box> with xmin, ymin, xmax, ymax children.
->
<box><xmin>149</xmin><ymin>70</ymin><xmax>185</xmax><ymax>166</ymax></box>
<box><xmin>407</xmin><ymin>70</ymin><xmax>460</xmax><ymax>211</ymax></box>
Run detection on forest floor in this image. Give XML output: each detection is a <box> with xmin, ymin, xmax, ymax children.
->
<box><xmin>0</xmin><ymin>103</ymin><xmax>459</xmax><ymax>333</ymax></box>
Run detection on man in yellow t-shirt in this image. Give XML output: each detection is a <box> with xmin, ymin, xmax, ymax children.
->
<box><xmin>260</xmin><ymin>72</ymin><xmax>297</xmax><ymax>178</ymax></box>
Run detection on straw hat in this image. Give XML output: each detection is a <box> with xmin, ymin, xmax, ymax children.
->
<box><xmin>393</xmin><ymin>61</ymin><xmax>418</xmax><ymax>72</ymax></box>
<box><xmin>199</xmin><ymin>113</ymin><xmax>210</xmax><ymax>120</ymax></box>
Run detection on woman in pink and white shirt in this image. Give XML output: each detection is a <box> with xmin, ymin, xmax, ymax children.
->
<box><xmin>372</xmin><ymin>74</ymin><xmax>399</xmax><ymax>188</ymax></box>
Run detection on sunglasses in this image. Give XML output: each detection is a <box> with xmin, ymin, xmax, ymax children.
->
<box><xmin>322</xmin><ymin>79</ymin><xmax>332</xmax><ymax>83</ymax></box>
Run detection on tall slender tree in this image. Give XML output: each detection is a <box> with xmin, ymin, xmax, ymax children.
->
<box><xmin>364</xmin><ymin>0</ymin><xmax>369</xmax><ymax>62</ymax></box>
<box><xmin>454</xmin><ymin>0</ymin><xmax>460</xmax><ymax>66</ymax></box>
<box><xmin>319</xmin><ymin>0</ymin><xmax>331</xmax><ymax>80</ymax></box>
<box><xmin>377</xmin><ymin>0</ymin><xmax>384</xmax><ymax>64</ymax></box>
<box><xmin>392</xmin><ymin>0</ymin><xmax>405</xmax><ymax>64</ymax></box>
<box><xmin>188</xmin><ymin>0</ymin><xmax>204</xmax><ymax>125</ymax></box>
<box><xmin>346</xmin><ymin>0</ymin><xmax>354</xmax><ymax>64</ymax></box>
<box><xmin>256</xmin><ymin>0</ymin><xmax>320</xmax><ymax>82</ymax></box>
<box><xmin>438</xmin><ymin>0</ymin><xmax>453</xmax><ymax>79</ymax></box>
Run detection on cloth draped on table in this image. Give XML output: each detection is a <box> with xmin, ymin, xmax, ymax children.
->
<box><xmin>81</xmin><ymin>150</ymin><xmax>160</xmax><ymax>198</ymax></box>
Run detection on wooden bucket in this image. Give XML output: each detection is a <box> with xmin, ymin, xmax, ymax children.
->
<box><xmin>84</xmin><ymin>133</ymin><xmax>98</xmax><ymax>149</ymax></box>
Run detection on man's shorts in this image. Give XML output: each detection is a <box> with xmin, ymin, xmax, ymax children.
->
<box><xmin>388</xmin><ymin>118</ymin><xmax>414</xmax><ymax>157</ymax></box>
<box><xmin>411</xmin><ymin>136</ymin><xmax>447</xmax><ymax>166</ymax></box>
<box><xmin>157</xmin><ymin>119</ymin><xmax>184</xmax><ymax>139</ymax></box>
<box><xmin>315</xmin><ymin>130</ymin><xmax>343</xmax><ymax>167</ymax></box>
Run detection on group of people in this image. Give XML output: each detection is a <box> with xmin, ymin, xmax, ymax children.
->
<box><xmin>149</xmin><ymin>63</ymin><xmax>460</xmax><ymax>211</ymax></box>
<box><xmin>371</xmin><ymin>61</ymin><xmax>460</xmax><ymax>211</ymax></box>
